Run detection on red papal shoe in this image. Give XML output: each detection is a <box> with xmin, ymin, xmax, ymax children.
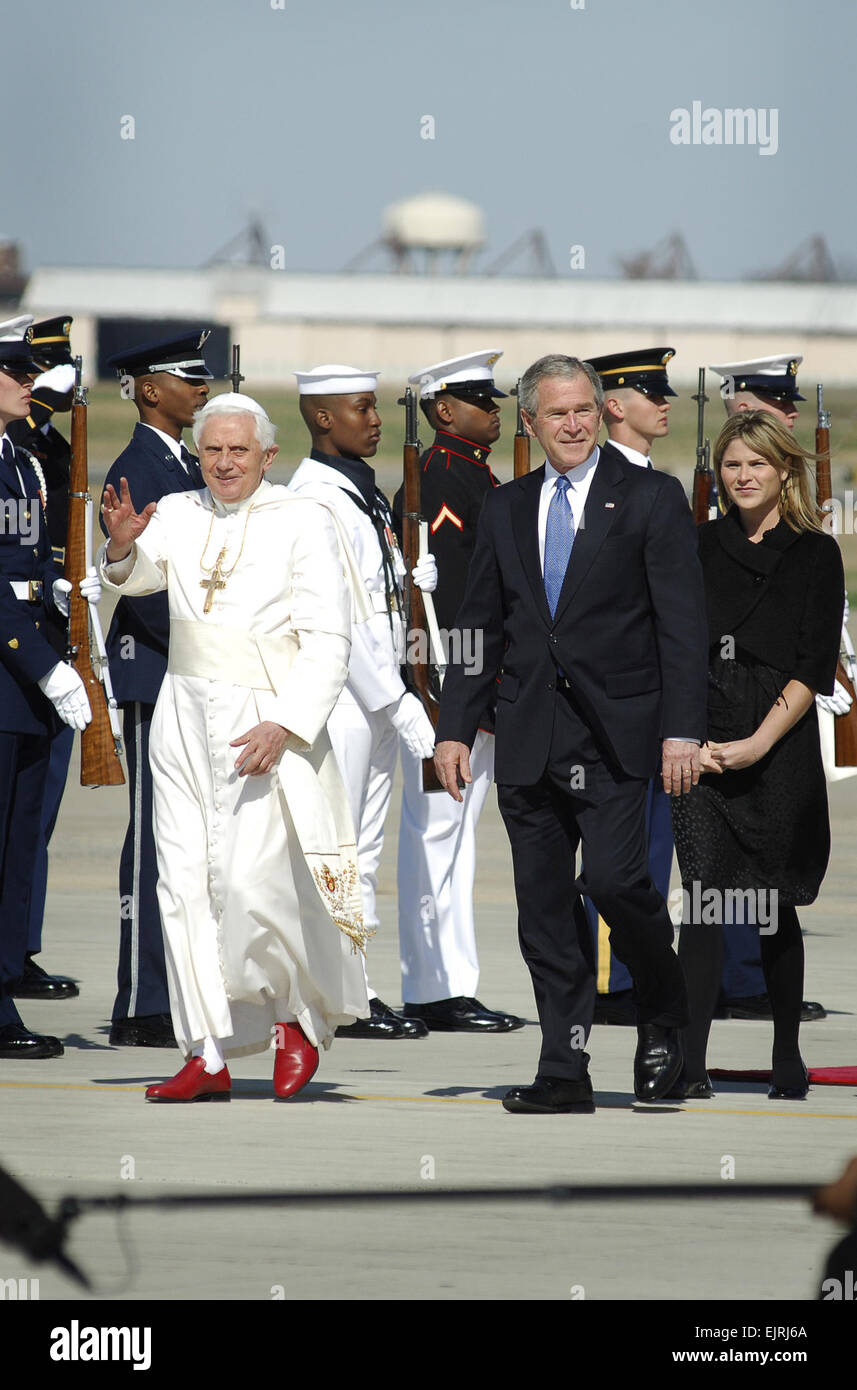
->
<box><xmin>145</xmin><ymin>1057</ymin><xmax>231</xmax><ymax>1103</ymax></box>
<box><xmin>273</xmin><ymin>1021</ymin><xmax>319</xmax><ymax>1099</ymax></box>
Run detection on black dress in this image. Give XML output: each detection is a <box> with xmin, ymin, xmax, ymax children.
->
<box><xmin>671</xmin><ymin>507</ymin><xmax>844</xmax><ymax>906</ymax></box>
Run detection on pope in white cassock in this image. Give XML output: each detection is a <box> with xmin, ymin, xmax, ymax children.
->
<box><xmin>99</xmin><ymin>393</ymin><xmax>371</xmax><ymax>1103</ymax></box>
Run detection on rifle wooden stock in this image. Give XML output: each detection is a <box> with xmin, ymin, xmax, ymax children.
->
<box><xmin>66</xmin><ymin>389</ymin><xmax>125</xmax><ymax>787</ymax></box>
<box><xmin>692</xmin><ymin>468</ymin><xmax>713</xmax><ymax>526</ymax></box>
<box><xmin>815</xmin><ymin>385</ymin><xmax>857</xmax><ymax>765</ymax></box>
<box><xmin>513</xmin><ymin>379</ymin><xmax>530</xmax><ymax>478</ymax></box>
<box><xmin>401</xmin><ymin>396</ymin><xmax>443</xmax><ymax>792</ymax></box>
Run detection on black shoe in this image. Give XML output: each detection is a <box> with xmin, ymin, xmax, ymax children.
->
<box><xmin>502</xmin><ymin>1074</ymin><xmax>595</xmax><ymax>1114</ymax></box>
<box><xmin>768</xmin><ymin>1061</ymin><xmax>810</xmax><ymax>1101</ymax></box>
<box><xmin>402</xmin><ymin>996</ymin><xmax>526</xmax><ymax>1032</ymax></box>
<box><xmin>633</xmin><ymin>1024</ymin><xmax>684</xmax><ymax>1101</ymax></box>
<box><xmin>0</xmin><ymin>1023</ymin><xmax>64</xmax><ymax>1058</ymax></box>
<box><xmin>718</xmin><ymin>993</ymin><xmax>826</xmax><ymax>1022</ymax></box>
<box><xmin>11</xmin><ymin>956</ymin><xmax>79</xmax><ymax>1000</ymax></box>
<box><xmin>665</xmin><ymin>1073</ymin><xmax>713</xmax><ymax>1100</ymax></box>
<box><xmin>109</xmin><ymin>1013</ymin><xmax>176</xmax><ymax>1047</ymax></box>
<box><xmin>335</xmin><ymin>997</ymin><xmax>428</xmax><ymax>1040</ymax></box>
<box><xmin>592</xmin><ymin>989</ymin><xmax>636</xmax><ymax>1026</ymax></box>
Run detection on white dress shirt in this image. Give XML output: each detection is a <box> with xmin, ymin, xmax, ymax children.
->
<box><xmin>610</xmin><ymin>439</ymin><xmax>651</xmax><ymax>470</ymax></box>
<box><xmin>537</xmin><ymin>447</ymin><xmax>600</xmax><ymax>574</ymax></box>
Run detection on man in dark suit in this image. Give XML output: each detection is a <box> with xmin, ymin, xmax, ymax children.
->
<box><xmin>101</xmin><ymin>330</ymin><xmax>212</xmax><ymax>1047</ymax></box>
<box><xmin>434</xmin><ymin>354</ymin><xmax>708</xmax><ymax>1112</ymax></box>
<box><xmin>0</xmin><ymin>332</ymin><xmax>92</xmax><ymax>1057</ymax></box>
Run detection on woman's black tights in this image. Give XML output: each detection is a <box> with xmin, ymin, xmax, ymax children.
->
<box><xmin>678</xmin><ymin>901</ymin><xmax>805</xmax><ymax>1087</ymax></box>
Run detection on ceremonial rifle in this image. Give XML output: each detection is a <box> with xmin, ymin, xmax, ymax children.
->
<box><xmin>513</xmin><ymin>379</ymin><xmax>531</xmax><ymax>478</ymax></box>
<box><xmin>230</xmin><ymin>344</ymin><xmax>244</xmax><ymax>394</ymax></box>
<box><xmin>815</xmin><ymin>384</ymin><xmax>857</xmax><ymax>766</ymax></box>
<box><xmin>65</xmin><ymin>357</ymin><xmax>125</xmax><ymax>787</ymax></box>
<box><xmin>691</xmin><ymin>368</ymin><xmax>717</xmax><ymax>524</ymax></box>
<box><xmin>400</xmin><ymin>386</ymin><xmax>443</xmax><ymax>792</ymax></box>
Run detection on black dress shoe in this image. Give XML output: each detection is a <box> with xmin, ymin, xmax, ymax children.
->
<box><xmin>109</xmin><ymin>1013</ymin><xmax>176</xmax><ymax>1047</ymax></box>
<box><xmin>768</xmin><ymin>1062</ymin><xmax>810</xmax><ymax>1100</ymax></box>
<box><xmin>592</xmin><ymin>989</ymin><xmax>636</xmax><ymax>1026</ymax></box>
<box><xmin>502</xmin><ymin>1075</ymin><xmax>595</xmax><ymax>1114</ymax></box>
<box><xmin>717</xmin><ymin>993</ymin><xmax>826</xmax><ymax>1023</ymax></box>
<box><xmin>0</xmin><ymin>1023</ymin><xmax>64</xmax><ymax>1058</ymax></box>
<box><xmin>11</xmin><ymin>956</ymin><xmax>79</xmax><ymax>1000</ymax></box>
<box><xmin>633</xmin><ymin>1024</ymin><xmax>684</xmax><ymax>1101</ymax></box>
<box><xmin>335</xmin><ymin>997</ymin><xmax>428</xmax><ymax>1040</ymax></box>
<box><xmin>401</xmin><ymin>996</ymin><xmax>526</xmax><ymax>1032</ymax></box>
<box><xmin>665</xmin><ymin>1073</ymin><xmax>713</xmax><ymax>1100</ymax></box>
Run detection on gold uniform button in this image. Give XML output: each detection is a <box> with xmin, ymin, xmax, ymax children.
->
<box><xmin>8</xmin><ymin>638</ymin><xmax>19</xmax><ymax>649</ymax></box>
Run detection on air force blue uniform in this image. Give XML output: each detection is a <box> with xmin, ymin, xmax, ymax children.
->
<box><xmin>0</xmin><ymin>436</ymin><xmax>64</xmax><ymax>1025</ymax></box>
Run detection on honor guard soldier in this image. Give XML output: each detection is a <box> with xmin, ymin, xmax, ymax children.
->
<box><xmin>289</xmin><ymin>365</ymin><xmax>437</xmax><ymax>1038</ymax></box>
<box><xmin>7</xmin><ymin>316</ymin><xmax>83</xmax><ymax>1001</ymax></box>
<box><xmin>0</xmin><ymin>331</ymin><xmax>93</xmax><ymax>1058</ymax></box>
<box><xmin>709</xmin><ymin>352</ymin><xmax>827</xmax><ymax>1023</ymax></box>
<box><xmin>583</xmin><ymin>348</ymin><xmax>679</xmax><ymax>1025</ymax></box>
<box><xmin>710</xmin><ymin>353</ymin><xmax>804</xmax><ymax>431</ymax></box>
<box><xmin>101</xmin><ymin>330</ymin><xmax>212</xmax><ymax>1047</ymax></box>
<box><xmin>391</xmin><ymin>351</ymin><xmax>524</xmax><ymax>1030</ymax></box>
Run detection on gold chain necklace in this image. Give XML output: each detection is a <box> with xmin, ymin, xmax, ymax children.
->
<box><xmin>199</xmin><ymin>503</ymin><xmax>255</xmax><ymax>614</ymax></box>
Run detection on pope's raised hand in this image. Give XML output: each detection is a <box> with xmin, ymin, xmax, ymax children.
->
<box><xmin>102</xmin><ymin>477</ymin><xmax>158</xmax><ymax>562</ymax></box>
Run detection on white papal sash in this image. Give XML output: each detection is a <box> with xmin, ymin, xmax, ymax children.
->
<box><xmin>167</xmin><ymin>619</ymin><xmax>369</xmax><ymax>952</ymax></box>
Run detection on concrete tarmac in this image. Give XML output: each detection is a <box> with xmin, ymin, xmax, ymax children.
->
<box><xmin>1</xmin><ymin>753</ymin><xmax>854</xmax><ymax>1304</ymax></box>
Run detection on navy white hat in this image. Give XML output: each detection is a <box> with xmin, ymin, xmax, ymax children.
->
<box><xmin>709</xmin><ymin>354</ymin><xmax>805</xmax><ymax>402</ymax></box>
<box><xmin>294</xmin><ymin>364</ymin><xmax>380</xmax><ymax>395</ymax></box>
<box><xmin>410</xmin><ymin>349</ymin><xmax>507</xmax><ymax>400</ymax></box>
<box><xmin>587</xmin><ymin>347</ymin><xmax>677</xmax><ymax>397</ymax></box>
<box><xmin>106</xmin><ymin>329</ymin><xmax>214</xmax><ymax>382</ymax></box>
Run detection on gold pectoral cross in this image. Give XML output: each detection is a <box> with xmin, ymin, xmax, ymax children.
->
<box><xmin>200</xmin><ymin>546</ymin><xmax>228</xmax><ymax>614</ymax></box>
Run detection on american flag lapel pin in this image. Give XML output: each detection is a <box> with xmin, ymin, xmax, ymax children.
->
<box><xmin>605</xmin><ymin>502</ymin><xmax>615</xmax><ymax>508</ymax></box>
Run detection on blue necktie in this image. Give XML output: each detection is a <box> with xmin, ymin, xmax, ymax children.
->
<box><xmin>544</xmin><ymin>474</ymin><xmax>574</xmax><ymax>617</ymax></box>
<box><xmin>181</xmin><ymin>444</ymin><xmax>204</xmax><ymax>487</ymax></box>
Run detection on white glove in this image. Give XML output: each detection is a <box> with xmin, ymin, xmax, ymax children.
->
<box><xmin>412</xmin><ymin>554</ymin><xmax>438</xmax><ymax>594</ymax></box>
<box><xmin>52</xmin><ymin>578</ymin><xmax>72</xmax><ymax>617</ymax></box>
<box><xmin>37</xmin><ymin>662</ymin><xmax>92</xmax><ymax>730</ymax></box>
<box><xmin>80</xmin><ymin>568</ymin><xmax>102</xmax><ymax>606</ymax></box>
<box><xmin>816</xmin><ymin>680</ymin><xmax>853</xmax><ymax>717</ymax></box>
<box><xmin>33</xmin><ymin>362</ymin><xmax>76</xmax><ymax>395</ymax></box>
<box><xmin>388</xmin><ymin>691</ymin><xmax>436</xmax><ymax>757</ymax></box>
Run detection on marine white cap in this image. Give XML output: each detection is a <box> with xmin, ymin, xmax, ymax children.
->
<box><xmin>708</xmin><ymin>353</ymin><xmax>804</xmax><ymax>401</ymax></box>
<box><xmin>410</xmin><ymin>348</ymin><xmax>505</xmax><ymax>399</ymax></box>
<box><xmin>294</xmin><ymin>364</ymin><xmax>380</xmax><ymax>395</ymax></box>
<box><xmin>0</xmin><ymin>314</ymin><xmax>34</xmax><ymax>341</ymax></box>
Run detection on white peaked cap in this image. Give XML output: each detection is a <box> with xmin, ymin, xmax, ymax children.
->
<box><xmin>0</xmin><ymin>314</ymin><xmax>34</xmax><ymax>341</ymax></box>
<box><xmin>709</xmin><ymin>353</ymin><xmax>804</xmax><ymax>397</ymax></box>
<box><xmin>410</xmin><ymin>348</ymin><xmax>504</xmax><ymax>398</ymax></box>
<box><xmin>294</xmin><ymin>364</ymin><xmax>380</xmax><ymax>395</ymax></box>
<box><xmin>200</xmin><ymin>391</ymin><xmax>272</xmax><ymax>421</ymax></box>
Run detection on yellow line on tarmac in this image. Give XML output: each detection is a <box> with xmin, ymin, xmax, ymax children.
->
<box><xmin>0</xmin><ymin>1079</ymin><xmax>853</xmax><ymax>1119</ymax></box>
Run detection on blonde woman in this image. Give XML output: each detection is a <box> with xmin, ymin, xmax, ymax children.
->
<box><xmin>671</xmin><ymin>411</ymin><xmax>844</xmax><ymax>1100</ymax></box>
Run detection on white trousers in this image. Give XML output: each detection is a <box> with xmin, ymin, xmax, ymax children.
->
<box><xmin>327</xmin><ymin>692</ymin><xmax>399</xmax><ymax>998</ymax></box>
<box><xmin>397</xmin><ymin>729</ymin><xmax>494</xmax><ymax>1003</ymax></box>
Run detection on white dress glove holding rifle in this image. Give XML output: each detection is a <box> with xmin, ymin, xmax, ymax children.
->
<box><xmin>411</xmin><ymin>553</ymin><xmax>438</xmax><ymax>593</ymax></box>
<box><xmin>388</xmin><ymin>691</ymin><xmax>435</xmax><ymax>758</ymax></box>
<box><xmin>37</xmin><ymin>662</ymin><xmax>92</xmax><ymax>730</ymax></box>
<box><xmin>51</xmin><ymin>572</ymin><xmax>103</xmax><ymax>617</ymax></box>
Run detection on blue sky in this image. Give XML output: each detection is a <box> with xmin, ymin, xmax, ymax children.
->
<box><xmin>3</xmin><ymin>0</ymin><xmax>853</xmax><ymax>281</ymax></box>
